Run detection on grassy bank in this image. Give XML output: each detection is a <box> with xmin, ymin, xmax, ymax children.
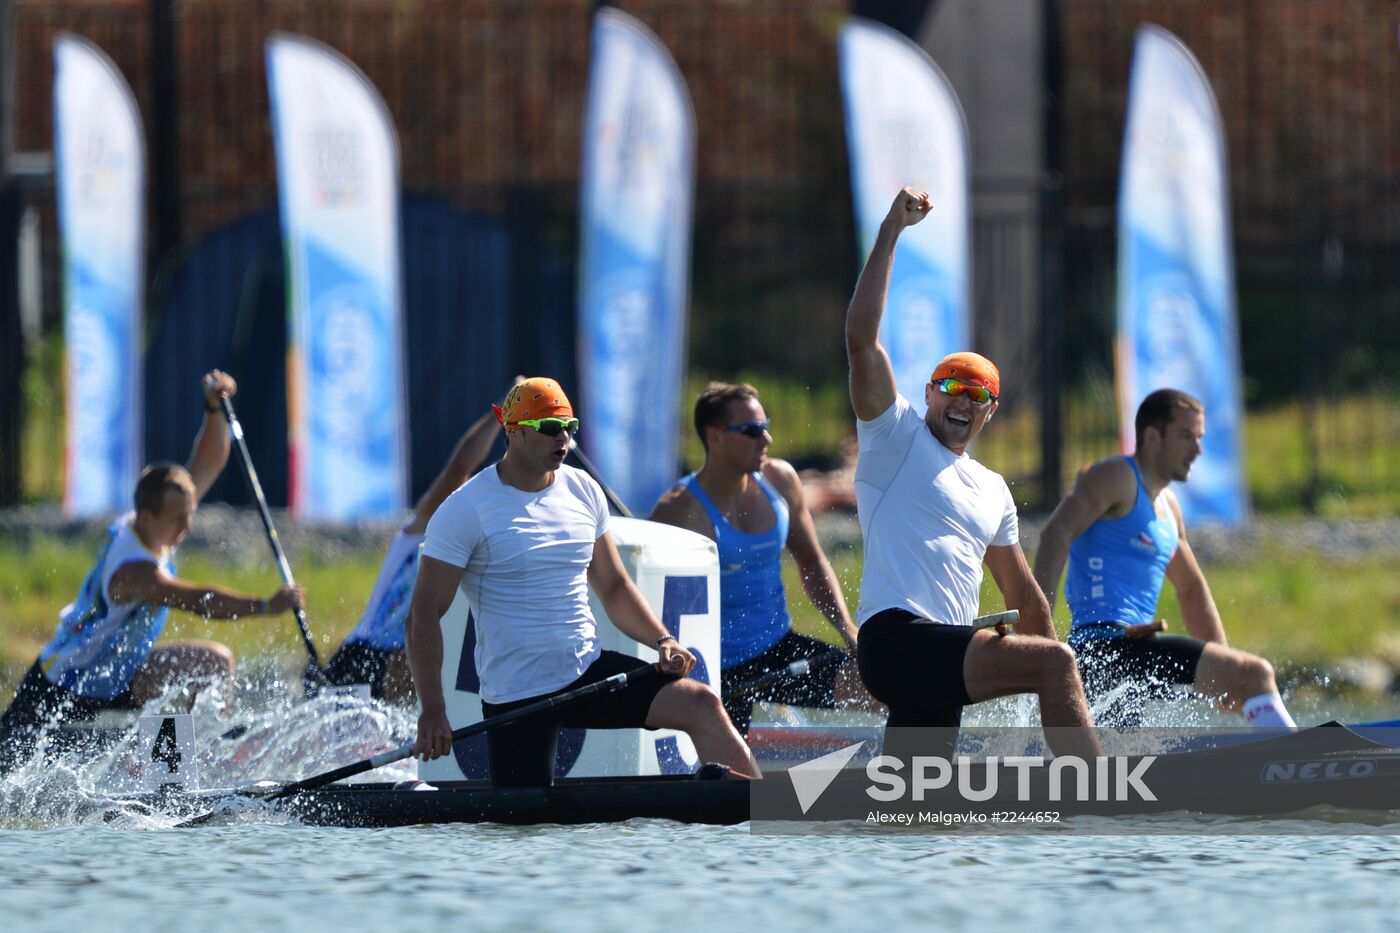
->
<box><xmin>4</xmin><ymin>530</ymin><xmax>1396</xmax><ymax>706</ymax></box>
<box><xmin>21</xmin><ymin>344</ymin><xmax>1399</xmax><ymax>516</ymax></box>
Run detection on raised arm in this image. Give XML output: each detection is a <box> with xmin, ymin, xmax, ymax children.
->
<box><xmin>107</xmin><ymin>561</ymin><xmax>304</xmax><ymax>619</ymax></box>
<box><xmin>186</xmin><ymin>370</ymin><xmax>237</xmax><ymax>501</ymax></box>
<box><xmin>985</xmin><ymin>543</ymin><xmax>1055</xmax><ymax>640</ymax></box>
<box><xmin>407</xmin><ymin>410</ymin><xmax>502</xmax><ymax>533</ymax></box>
<box><xmin>767</xmin><ymin>460</ymin><xmax>857</xmax><ymax>650</ymax></box>
<box><xmin>588</xmin><ymin>533</ymin><xmax>694</xmax><ymax>676</ymax></box>
<box><xmin>1162</xmin><ymin>491</ymin><xmax>1227</xmax><ymax>645</ymax></box>
<box><xmin>845</xmin><ymin>188</ymin><xmax>932</xmax><ymax>421</ymax></box>
<box><xmin>1032</xmin><ymin>458</ymin><xmax>1136</xmax><ymax>611</ymax></box>
<box><xmin>407</xmin><ymin>555</ymin><xmax>468</xmax><ymax>760</ymax></box>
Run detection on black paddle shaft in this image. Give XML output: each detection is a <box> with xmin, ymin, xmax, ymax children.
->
<box><xmin>727</xmin><ymin>646</ymin><xmax>849</xmax><ymax>700</ymax></box>
<box><xmin>174</xmin><ymin>663</ymin><xmax>663</xmax><ymax>828</ymax></box>
<box><xmin>218</xmin><ymin>395</ymin><xmax>322</xmax><ymax>669</ymax></box>
<box><xmin>566</xmin><ymin>441</ymin><xmax>634</xmax><ymax>518</ymax></box>
<box><xmin>267</xmin><ymin>663</ymin><xmax>665</xmax><ymax>801</ymax></box>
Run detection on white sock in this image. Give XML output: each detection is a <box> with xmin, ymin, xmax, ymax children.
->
<box><xmin>1242</xmin><ymin>692</ymin><xmax>1297</xmax><ymax>729</ymax></box>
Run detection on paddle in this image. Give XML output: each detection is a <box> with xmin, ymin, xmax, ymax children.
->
<box><xmin>176</xmin><ymin>661</ymin><xmax>666</xmax><ymax>828</ymax></box>
<box><xmin>973</xmin><ymin>609</ymin><xmax>1019</xmax><ymax>632</ymax></box>
<box><xmin>727</xmin><ymin>646</ymin><xmax>849</xmax><ymax>701</ymax></box>
<box><xmin>217</xmin><ymin>394</ymin><xmax>326</xmax><ymax>690</ymax></box>
<box><xmin>566</xmin><ymin>440</ymin><xmax>634</xmax><ymax>518</ymax></box>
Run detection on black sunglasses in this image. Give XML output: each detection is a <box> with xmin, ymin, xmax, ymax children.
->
<box><xmin>721</xmin><ymin>420</ymin><xmax>770</xmax><ymax>439</ymax></box>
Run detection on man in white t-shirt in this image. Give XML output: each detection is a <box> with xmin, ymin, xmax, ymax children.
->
<box><xmin>406</xmin><ymin>377</ymin><xmax>756</xmax><ymax>786</ymax></box>
<box><xmin>846</xmin><ymin>188</ymin><xmax>1100</xmax><ymax>761</ymax></box>
<box><xmin>0</xmin><ymin>371</ymin><xmax>305</xmax><ymax>773</ymax></box>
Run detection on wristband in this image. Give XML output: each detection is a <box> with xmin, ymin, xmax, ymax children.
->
<box><xmin>205</xmin><ymin>400</ymin><xmax>220</xmax><ymax>413</ymax></box>
<box><xmin>258</xmin><ymin>598</ymin><xmax>270</xmax><ymax>614</ymax></box>
<box><xmin>655</xmin><ymin>634</ymin><xmax>678</xmax><ymax>649</ymax></box>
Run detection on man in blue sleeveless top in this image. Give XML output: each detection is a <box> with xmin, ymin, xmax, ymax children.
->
<box><xmin>651</xmin><ymin>382</ymin><xmax>862</xmax><ymax>734</ymax></box>
<box><xmin>0</xmin><ymin>371</ymin><xmax>306</xmax><ymax>773</ymax></box>
<box><xmin>325</xmin><ymin>404</ymin><xmax>502</xmax><ymax>702</ymax></box>
<box><xmin>1034</xmin><ymin>388</ymin><xmax>1295</xmax><ymax>729</ymax></box>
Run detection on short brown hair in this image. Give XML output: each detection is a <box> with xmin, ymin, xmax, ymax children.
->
<box><xmin>1135</xmin><ymin>389</ymin><xmax>1204</xmax><ymax>448</ymax></box>
<box><xmin>694</xmin><ymin>382</ymin><xmax>760</xmax><ymax>451</ymax></box>
<box><xmin>134</xmin><ymin>462</ymin><xmax>196</xmax><ymax>515</ymax></box>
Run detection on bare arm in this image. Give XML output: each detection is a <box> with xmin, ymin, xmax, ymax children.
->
<box><xmin>767</xmin><ymin>460</ymin><xmax>857</xmax><ymax>650</ymax></box>
<box><xmin>588</xmin><ymin>533</ymin><xmax>694</xmax><ymax>675</ymax></box>
<box><xmin>107</xmin><ymin>561</ymin><xmax>303</xmax><ymax>619</ymax></box>
<box><xmin>407</xmin><ymin>411</ymin><xmax>502</xmax><ymax>533</ymax></box>
<box><xmin>1032</xmin><ymin>458</ymin><xmax>1137</xmax><ymax>610</ymax></box>
<box><xmin>846</xmin><ymin>188</ymin><xmax>932</xmax><ymax>421</ymax></box>
<box><xmin>985</xmin><ymin>543</ymin><xmax>1056</xmax><ymax>640</ymax></box>
<box><xmin>1162</xmin><ymin>492</ymin><xmax>1227</xmax><ymax>645</ymax></box>
<box><xmin>186</xmin><ymin>370</ymin><xmax>237</xmax><ymax>501</ymax></box>
<box><xmin>407</xmin><ymin>555</ymin><xmax>467</xmax><ymax>760</ymax></box>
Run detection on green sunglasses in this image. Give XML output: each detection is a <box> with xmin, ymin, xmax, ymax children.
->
<box><xmin>510</xmin><ymin>417</ymin><xmax>580</xmax><ymax>437</ymax></box>
<box><xmin>932</xmin><ymin>378</ymin><xmax>997</xmax><ymax>405</ymax></box>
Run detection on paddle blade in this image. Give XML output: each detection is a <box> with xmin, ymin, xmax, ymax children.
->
<box><xmin>302</xmin><ymin>662</ymin><xmax>330</xmax><ymax>696</ymax></box>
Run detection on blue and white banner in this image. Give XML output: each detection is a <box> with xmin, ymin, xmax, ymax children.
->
<box><xmin>267</xmin><ymin>34</ymin><xmax>407</xmax><ymax>521</ymax></box>
<box><xmin>840</xmin><ymin>17</ymin><xmax>970</xmax><ymax>414</ymax></box>
<box><xmin>1118</xmin><ymin>25</ymin><xmax>1247</xmax><ymax>525</ymax></box>
<box><xmin>578</xmin><ymin>8</ymin><xmax>695</xmax><ymax>514</ymax></box>
<box><xmin>55</xmin><ymin>34</ymin><xmax>145</xmax><ymax>516</ymax></box>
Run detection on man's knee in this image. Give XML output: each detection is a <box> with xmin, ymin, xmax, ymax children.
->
<box><xmin>1203</xmin><ymin>645</ymin><xmax>1276</xmax><ymax>695</ymax></box>
<box><xmin>1240</xmin><ymin>653</ymin><xmax>1276</xmax><ymax>692</ymax></box>
<box><xmin>1036</xmin><ymin>640</ymin><xmax>1080</xmax><ymax>685</ymax></box>
<box><xmin>652</xmin><ymin>679</ymin><xmax>726</xmax><ymax>729</ymax></box>
<box><xmin>170</xmin><ymin>641</ymin><xmax>236</xmax><ymax>680</ymax></box>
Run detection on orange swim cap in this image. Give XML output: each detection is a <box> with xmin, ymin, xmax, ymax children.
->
<box><xmin>496</xmin><ymin>377</ymin><xmax>574</xmax><ymax>431</ymax></box>
<box><xmin>930</xmin><ymin>352</ymin><xmax>1001</xmax><ymax>399</ymax></box>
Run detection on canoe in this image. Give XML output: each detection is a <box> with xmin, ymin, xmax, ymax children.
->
<box><xmin>105</xmin><ymin>722</ymin><xmax>1394</xmax><ymax>828</ymax></box>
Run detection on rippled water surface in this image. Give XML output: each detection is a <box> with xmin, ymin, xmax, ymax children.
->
<box><xmin>4</xmin><ymin>821</ymin><xmax>1400</xmax><ymax>932</ymax></box>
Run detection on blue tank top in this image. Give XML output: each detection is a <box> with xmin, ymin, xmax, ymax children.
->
<box><xmin>678</xmin><ymin>472</ymin><xmax>791</xmax><ymax>667</ymax></box>
<box><xmin>1065</xmin><ymin>457</ymin><xmax>1179</xmax><ymax>641</ymax></box>
<box><xmin>343</xmin><ymin>529</ymin><xmax>422</xmax><ymax>651</ymax></box>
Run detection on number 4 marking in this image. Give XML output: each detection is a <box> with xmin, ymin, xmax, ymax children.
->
<box><xmin>151</xmin><ymin>717</ymin><xmax>182</xmax><ymax>774</ymax></box>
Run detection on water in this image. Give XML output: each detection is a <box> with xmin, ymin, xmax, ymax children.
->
<box><xmin>3</xmin><ymin>821</ymin><xmax>1399</xmax><ymax>931</ymax></box>
<box><xmin>3</xmin><ymin>690</ymin><xmax>1399</xmax><ymax>932</ymax></box>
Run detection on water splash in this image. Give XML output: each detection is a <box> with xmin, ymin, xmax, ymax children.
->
<box><xmin>0</xmin><ymin>679</ymin><xmax>417</xmax><ymax>829</ymax></box>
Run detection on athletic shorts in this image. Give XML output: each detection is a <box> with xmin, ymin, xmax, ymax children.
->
<box><xmin>479</xmin><ymin>651</ymin><xmax>676</xmax><ymax>787</ymax></box>
<box><xmin>0</xmin><ymin>660</ymin><xmax>135</xmax><ymax>773</ymax></box>
<box><xmin>324</xmin><ymin>641</ymin><xmax>399</xmax><ymax>700</ymax></box>
<box><xmin>857</xmin><ymin>608</ymin><xmax>975</xmax><ymax>760</ymax></box>
<box><xmin>720</xmin><ymin>630</ymin><xmax>845</xmax><ymax>735</ymax></box>
<box><xmin>1070</xmin><ymin>623</ymin><xmax>1206</xmax><ymax>727</ymax></box>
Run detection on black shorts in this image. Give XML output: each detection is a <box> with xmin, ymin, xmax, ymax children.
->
<box><xmin>324</xmin><ymin>641</ymin><xmax>399</xmax><ymax>700</ymax></box>
<box><xmin>479</xmin><ymin>651</ymin><xmax>675</xmax><ymax>787</ymax></box>
<box><xmin>857</xmin><ymin>608</ymin><xmax>976</xmax><ymax>760</ymax></box>
<box><xmin>0</xmin><ymin>661</ymin><xmax>135</xmax><ymax>773</ymax></box>
<box><xmin>720</xmin><ymin>631</ymin><xmax>846</xmax><ymax>735</ymax></box>
<box><xmin>1070</xmin><ymin>624</ymin><xmax>1206</xmax><ymax>727</ymax></box>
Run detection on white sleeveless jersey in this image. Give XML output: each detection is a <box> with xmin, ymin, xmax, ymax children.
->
<box><xmin>39</xmin><ymin>513</ymin><xmax>173</xmax><ymax>699</ymax></box>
